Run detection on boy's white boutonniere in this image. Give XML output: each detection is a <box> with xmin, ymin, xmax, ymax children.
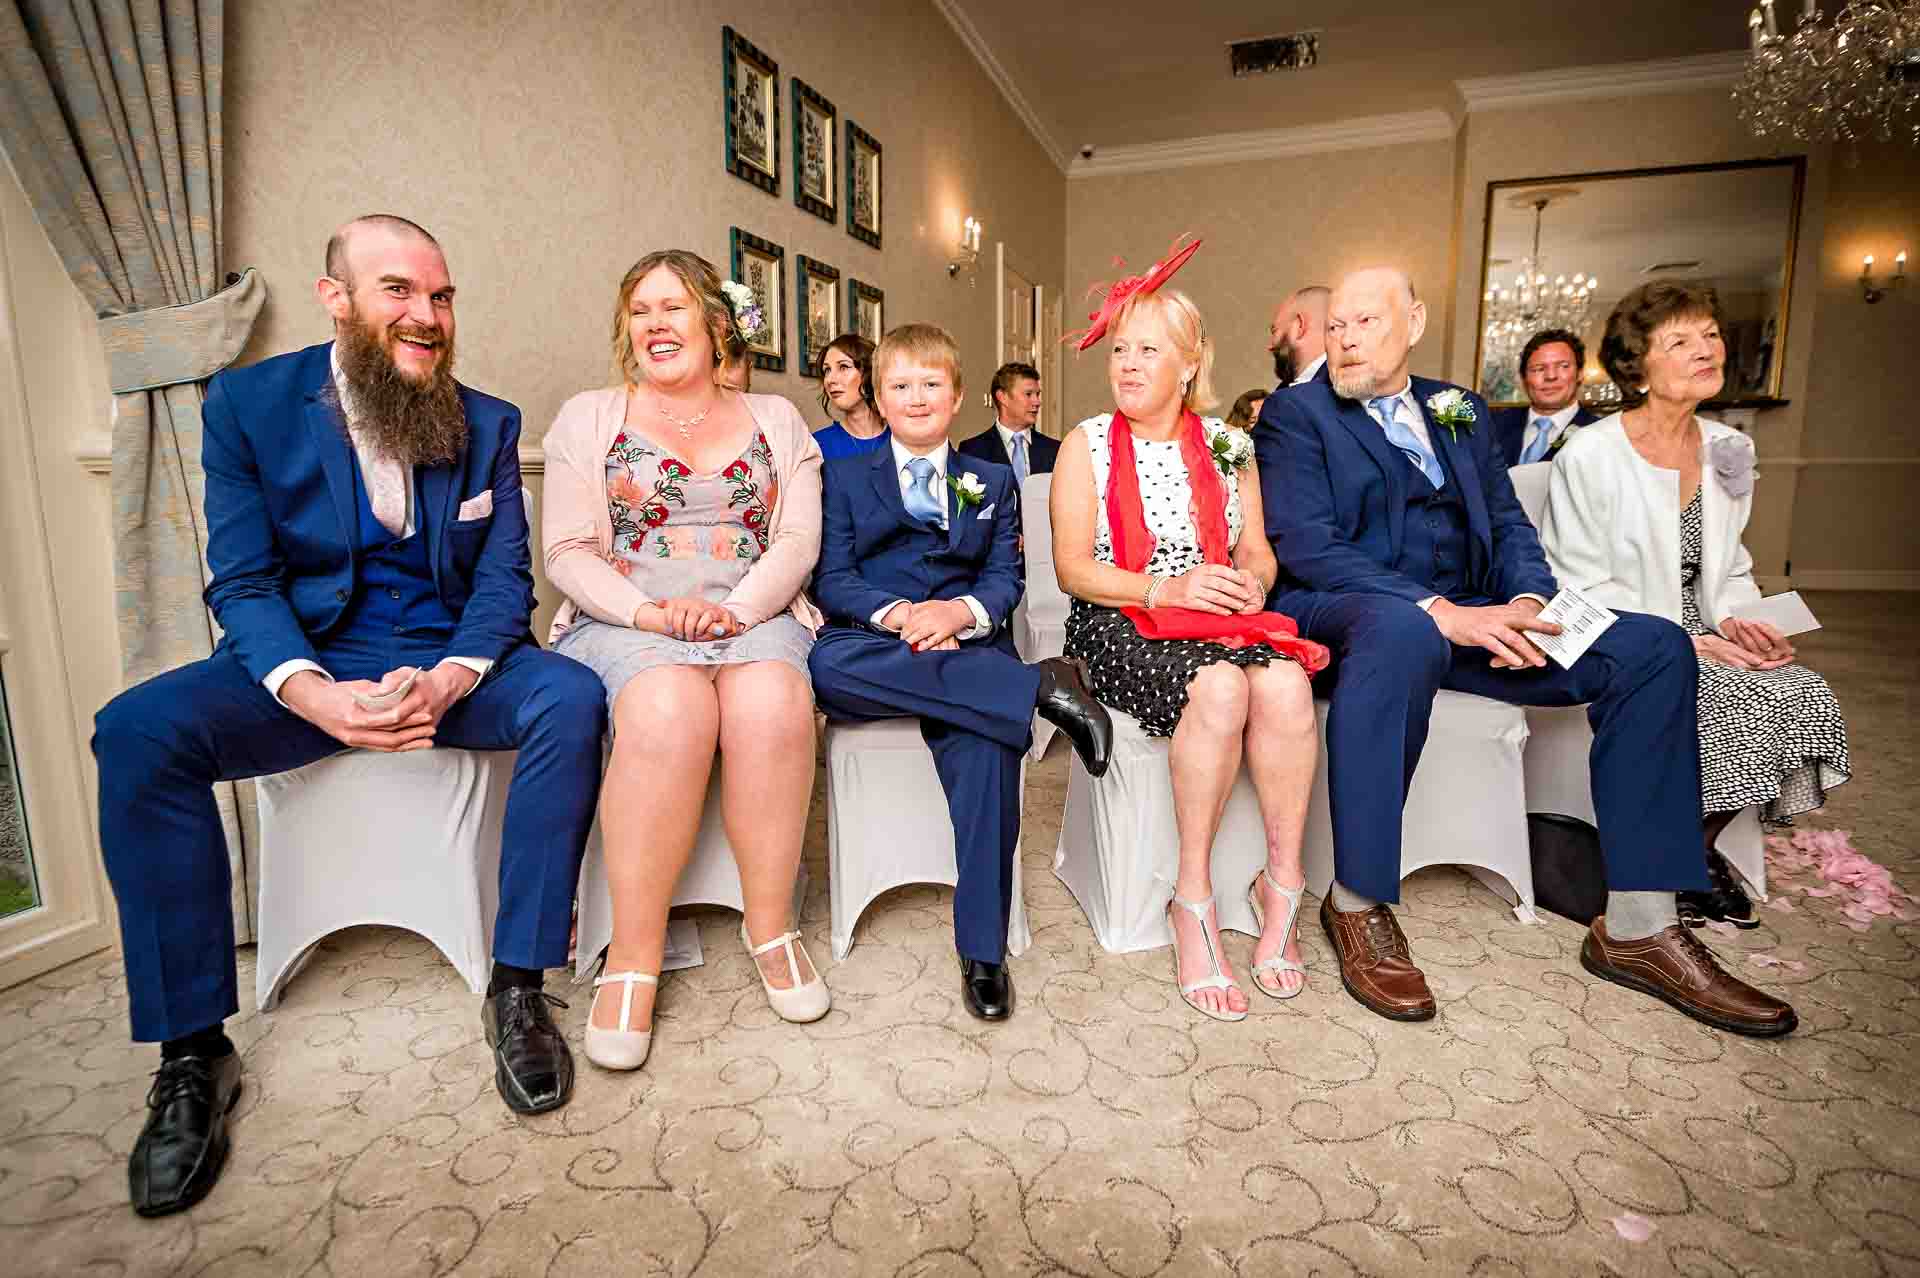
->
<box><xmin>1209</xmin><ymin>425</ymin><xmax>1254</xmax><ymax>476</ymax></box>
<box><xmin>949</xmin><ymin>472</ymin><xmax>987</xmax><ymax>510</ymax></box>
<box><xmin>720</xmin><ymin>280</ymin><xmax>764</xmax><ymax>343</ymax></box>
<box><xmin>1425</xmin><ymin>388</ymin><xmax>1477</xmax><ymax>443</ymax></box>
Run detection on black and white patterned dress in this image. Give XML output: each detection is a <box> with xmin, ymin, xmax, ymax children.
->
<box><xmin>1680</xmin><ymin>491</ymin><xmax>1849</xmax><ymax>818</ymax></box>
<box><xmin>1064</xmin><ymin>415</ymin><xmax>1300</xmax><ymax>738</ymax></box>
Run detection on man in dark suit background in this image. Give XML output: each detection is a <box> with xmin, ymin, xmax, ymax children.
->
<box><xmin>1492</xmin><ymin>327</ymin><xmax>1600</xmax><ymax>466</ymax></box>
<box><xmin>1255</xmin><ymin>266</ymin><xmax>1795</xmax><ymax>1039</ymax></box>
<box><xmin>956</xmin><ymin>360</ymin><xmax>1058</xmax><ymax>485</ymax></box>
<box><xmin>90</xmin><ymin>216</ymin><xmax>606</xmax><ymax>1217</ymax></box>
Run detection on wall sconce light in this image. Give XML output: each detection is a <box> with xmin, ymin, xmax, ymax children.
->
<box><xmin>947</xmin><ymin>216</ymin><xmax>983</xmax><ymax>283</ymax></box>
<box><xmin>1861</xmin><ymin>251</ymin><xmax>1907</xmax><ymax>304</ymax></box>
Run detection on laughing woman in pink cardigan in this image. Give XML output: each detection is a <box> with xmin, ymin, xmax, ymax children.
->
<box><xmin>544</xmin><ymin>250</ymin><xmax>828</xmax><ymax>1072</ymax></box>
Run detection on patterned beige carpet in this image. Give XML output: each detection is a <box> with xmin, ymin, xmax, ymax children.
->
<box><xmin>5</xmin><ymin>594</ymin><xmax>1916</xmax><ymax>1276</ymax></box>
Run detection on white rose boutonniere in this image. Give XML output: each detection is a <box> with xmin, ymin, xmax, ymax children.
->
<box><xmin>1209</xmin><ymin>426</ymin><xmax>1254</xmax><ymax>476</ymax></box>
<box><xmin>1424</xmin><ymin>388</ymin><xmax>1477</xmax><ymax>443</ymax></box>
<box><xmin>720</xmin><ymin>280</ymin><xmax>765</xmax><ymax>343</ymax></box>
<box><xmin>949</xmin><ymin>472</ymin><xmax>987</xmax><ymax>510</ymax></box>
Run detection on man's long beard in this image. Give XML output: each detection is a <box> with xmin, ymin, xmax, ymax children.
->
<box><xmin>333</xmin><ymin>309</ymin><xmax>467</xmax><ymax>466</ymax></box>
<box><xmin>1271</xmin><ymin>338</ymin><xmax>1296</xmax><ymax>384</ymax></box>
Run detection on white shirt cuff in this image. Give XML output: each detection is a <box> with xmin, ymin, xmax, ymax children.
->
<box><xmin>439</xmin><ymin>657</ymin><xmax>493</xmax><ymax>698</ymax></box>
<box><xmin>264</xmin><ymin>659</ymin><xmax>330</xmax><ymax>706</ymax></box>
<box><xmin>872</xmin><ymin>600</ymin><xmax>911</xmax><ymax>630</ymax></box>
<box><xmin>957</xmin><ymin>595</ymin><xmax>992</xmax><ymax>640</ymax></box>
<box><xmin>1416</xmin><ymin>596</ymin><xmax>1440</xmax><ymax>613</ymax></box>
<box><xmin>1511</xmin><ymin>593</ymin><xmax>1549</xmax><ymax>609</ymax></box>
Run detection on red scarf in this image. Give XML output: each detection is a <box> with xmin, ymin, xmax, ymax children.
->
<box><xmin>1105</xmin><ymin>410</ymin><xmax>1329</xmax><ymax>672</ymax></box>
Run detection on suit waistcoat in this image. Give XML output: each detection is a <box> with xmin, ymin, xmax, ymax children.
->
<box><xmin>1392</xmin><ymin>447</ymin><xmax>1476</xmax><ymax>603</ymax></box>
<box><xmin>332</xmin><ymin>457</ymin><xmax>457</xmax><ymax>649</ymax></box>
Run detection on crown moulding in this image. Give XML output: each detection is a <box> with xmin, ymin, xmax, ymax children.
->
<box><xmin>1455</xmin><ymin>51</ymin><xmax>1749</xmax><ymax>112</ymax></box>
<box><xmin>931</xmin><ymin>0</ymin><xmax>1071</xmax><ymax>172</ymax></box>
<box><xmin>1067</xmin><ymin>110</ymin><xmax>1458</xmax><ymax>179</ymax></box>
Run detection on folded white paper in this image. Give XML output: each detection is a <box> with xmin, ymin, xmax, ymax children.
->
<box><xmin>661</xmin><ymin>917</ymin><xmax>705</xmax><ymax>972</ymax></box>
<box><xmin>1529</xmin><ymin>586</ymin><xmax>1619</xmax><ymax>670</ymax></box>
<box><xmin>1729</xmin><ymin>590</ymin><xmax>1821</xmax><ymax>638</ymax></box>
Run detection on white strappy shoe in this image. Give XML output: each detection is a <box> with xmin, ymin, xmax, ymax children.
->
<box><xmin>585</xmin><ymin>969</ymin><xmax>657</xmax><ymax>1070</ymax></box>
<box><xmin>741</xmin><ymin>922</ymin><xmax>831</xmax><ymax>1023</ymax></box>
<box><xmin>1247</xmin><ymin>868</ymin><xmax>1309</xmax><ymax>1000</ymax></box>
<box><xmin>1167</xmin><ymin>893</ymin><xmax>1248</xmax><ymax>1023</ymax></box>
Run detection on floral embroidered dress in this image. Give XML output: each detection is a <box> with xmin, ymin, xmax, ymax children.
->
<box><xmin>552</xmin><ymin>426</ymin><xmax>813</xmax><ymax>702</ymax></box>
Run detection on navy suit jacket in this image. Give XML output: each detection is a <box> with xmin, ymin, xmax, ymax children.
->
<box><xmin>812</xmin><ymin>446</ymin><xmax>1024</xmax><ymax>645</ymax></box>
<box><xmin>200</xmin><ymin>341</ymin><xmax>536</xmax><ymax>683</ymax></box>
<box><xmin>956</xmin><ymin>422</ymin><xmax>1060</xmax><ymax>476</ymax></box>
<box><xmin>1256</xmin><ymin>367</ymin><xmax>1556</xmax><ymax>608</ymax></box>
<box><xmin>1491</xmin><ymin>403</ymin><xmax>1600</xmax><ymax>467</ymax></box>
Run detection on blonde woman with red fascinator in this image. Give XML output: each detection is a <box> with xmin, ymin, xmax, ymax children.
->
<box><xmin>1050</xmin><ymin>241</ymin><xmax>1329</xmax><ymax>1022</ymax></box>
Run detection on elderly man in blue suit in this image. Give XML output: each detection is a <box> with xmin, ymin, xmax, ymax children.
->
<box><xmin>1255</xmin><ymin>266</ymin><xmax>1794</xmax><ymax>1038</ymax></box>
<box><xmin>91</xmin><ymin>215</ymin><xmax>606</xmax><ymax>1218</ymax></box>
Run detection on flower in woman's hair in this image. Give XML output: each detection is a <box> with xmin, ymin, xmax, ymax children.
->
<box><xmin>721</xmin><ymin>280</ymin><xmax>764</xmax><ymax>342</ymax></box>
<box><xmin>1709</xmin><ymin>434</ymin><xmax>1757</xmax><ymax>498</ymax></box>
<box><xmin>1424</xmin><ymin>388</ymin><xmax>1477</xmax><ymax>442</ymax></box>
<box><xmin>1209</xmin><ymin>426</ymin><xmax>1254</xmax><ymax>475</ymax></box>
<box><xmin>949</xmin><ymin>472</ymin><xmax>987</xmax><ymax>509</ymax></box>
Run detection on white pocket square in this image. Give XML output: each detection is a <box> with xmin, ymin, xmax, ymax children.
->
<box><xmin>456</xmin><ymin>491</ymin><xmax>493</xmax><ymax>521</ymax></box>
<box><xmin>977</xmin><ymin>503</ymin><xmax>995</xmax><ymax>519</ymax></box>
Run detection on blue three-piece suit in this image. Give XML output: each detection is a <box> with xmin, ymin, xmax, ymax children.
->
<box><xmin>93</xmin><ymin>343</ymin><xmax>605</xmax><ymax>1042</ymax></box>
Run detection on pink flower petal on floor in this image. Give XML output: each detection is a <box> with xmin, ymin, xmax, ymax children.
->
<box><xmin>1748</xmin><ymin>954</ymin><xmax>1782</xmax><ymax>969</ymax></box>
<box><xmin>1766</xmin><ymin>897</ymin><xmax>1796</xmax><ymax>914</ymax></box>
<box><xmin>1703</xmin><ymin>920</ymin><xmax>1739</xmax><ymax>938</ymax></box>
<box><xmin>1803</xmin><ymin>887</ymin><xmax>1835</xmax><ymax>898</ymax></box>
<box><xmin>1612</xmin><ymin>1213</ymin><xmax>1657</xmax><ymax>1243</ymax></box>
<box><xmin>1786</xmin><ymin>961</ymin><xmax>1806</xmax><ymax>972</ymax></box>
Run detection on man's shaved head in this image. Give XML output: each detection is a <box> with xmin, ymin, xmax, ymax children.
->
<box><xmin>1269</xmin><ymin>284</ymin><xmax>1331</xmax><ymax>383</ymax></box>
<box><xmin>1326</xmin><ymin>267</ymin><xmax>1427</xmax><ymax>401</ymax></box>
<box><xmin>325</xmin><ymin>214</ymin><xmax>440</xmax><ymax>283</ymax></box>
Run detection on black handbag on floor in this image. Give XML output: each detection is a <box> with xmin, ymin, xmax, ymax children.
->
<box><xmin>1527</xmin><ymin>813</ymin><xmax>1607</xmax><ymax>925</ymax></box>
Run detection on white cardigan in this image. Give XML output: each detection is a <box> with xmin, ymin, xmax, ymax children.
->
<box><xmin>1540</xmin><ymin>413</ymin><xmax>1764</xmax><ymax>630</ymax></box>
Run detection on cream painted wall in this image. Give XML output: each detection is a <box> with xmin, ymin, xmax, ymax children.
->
<box><xmin>1060</xmin><ymin>139</ymin><xmax>1456</xmax><ymax>431</ymax></box>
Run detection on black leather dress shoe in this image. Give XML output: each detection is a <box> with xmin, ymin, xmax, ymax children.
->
<box><xmin>960</xmin><ymin>958</ymin><xmax>1014</xmax><ymax>1021</ymax></box>
<box><xmin>1035</xmin><ymin>657</ymin><xmax>1113</xmax><ymax>777</ymax></box>
<box><xmin>482</xmin><ymin>987</ymin><xmax>574</xmax><ymax>1115</ymax></box>
<box><xmin>129</xmin><ymin>1051</ymin><xmax>243</xmax><ymax>1217</ymax></box>
<box><xmin>1680</xmin><ymin>852</ymin><xmax>1759</xmax><ymax>929</ymax></box>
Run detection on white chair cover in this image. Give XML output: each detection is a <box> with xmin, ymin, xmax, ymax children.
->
<box><xmin>1016</xmin><ymin>472</ymin><xmax>1067</xmax><ymax>760</ymax></box>
<box><xmin>255</xmin><ymin>746</ymin><xmax>512</xmax><ymax>1010</ymax></box>
<box><xmin>1056</xmin><ymin>692</ymin><xmax>1535</xmax><ymax>954</ymax></box>
<box><xmin>1509</xmin><ymin>460</ymin><xmax>1551</xmax><ymax>525</ymax></box>
<box><xmin>824</xmin><ymin>718</ymin><xmax>1031</xmax><ymax>961</ymax></box>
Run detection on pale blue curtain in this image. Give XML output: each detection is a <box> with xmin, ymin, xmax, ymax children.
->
<box><xmin>0</xmin><ymin>0</ymin><xmax>265</xmax><ymax>938</ymax></box>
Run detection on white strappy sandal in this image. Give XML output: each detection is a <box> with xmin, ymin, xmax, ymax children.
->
<box><xmin>1247</xmin><ymin>868</ymin><xmax>1309</xmax><ymax>1000</ymax></box>
<box><xmin>741</xmin><ymin>922</ymin><xmax>831</xmax><ymax>1023</ymax></box>
<box><xmin>585</xmin><ymin>969</ymin><xmax>658</xmax><ymax>1070</ymax></box>
<box><xmin>1167</xmin><ymin>893</ymin><xmax>1248</xmax><ymax>1023</ymax></box>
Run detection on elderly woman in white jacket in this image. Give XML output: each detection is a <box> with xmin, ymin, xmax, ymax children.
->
<box><xmin>1543</xmin><ymin>281</ymin><xmax>1848</xmax><ymax>925</ymax></box>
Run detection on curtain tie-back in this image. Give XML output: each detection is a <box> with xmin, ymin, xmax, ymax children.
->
<box><xmin>98</xmin><ymin>268</ymin><xmax>266</xmax><ymax>395</ymax></box>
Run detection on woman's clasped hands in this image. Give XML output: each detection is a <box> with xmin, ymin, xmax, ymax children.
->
<box><xmin>1157</xmin><ymin>564</ymin><xmax>1265</xmax><ymax>615</ymax></box>
<box><xmin>643</xmin><ymin>596</ymin><xmax>742</xmax><ymax>641</ymax></box>
<box><xmin>1697</xmin><ymin>616</ymin><xmax>1794</xmax><ymax>670</ymax></box>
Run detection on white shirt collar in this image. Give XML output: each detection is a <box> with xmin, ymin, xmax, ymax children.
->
<box><xmin>1531</xmin><ymin>402</ymin><xmax>1581</xmax><ymax>432</ymax></box>
<box><xmin>328</xmin><ymin>342</ymin><xmax>359</xmax><ymax>426</ymax></box>
<box><xmin>1289</xmin><ymin>352</ymin><xmax>1327</xmax><ymax>386</ymax></box>
<box><xmin>890</xmin><ymin>436</ymin><xmax>949</xmax><ymax>477</ymax></box>
<box><xmin>995</xmin><ymin>419</ymin><xmax>1031</xmax><ymax>450</ymax></box>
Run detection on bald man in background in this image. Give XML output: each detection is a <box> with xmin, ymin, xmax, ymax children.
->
<box><xmin>1255</xmin><ymin>266</ymin><xmax>1796</xmax><ymax>1040</ymax></box>
<box><xmin>1268</xmin><ymin>284</ymin><xmax>1330</xmax><ymax>386</ymax></box>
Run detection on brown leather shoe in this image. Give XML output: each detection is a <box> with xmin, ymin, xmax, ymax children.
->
<box><xmin>1581</xmin><ymin>919</ymin><xmax>1798</xmax><ymax>1038</ymax></box>
<box><xmin>1319</xmin><ymin>897</ymin><xmax>1436</xmax><ymax>1022</ymax></box>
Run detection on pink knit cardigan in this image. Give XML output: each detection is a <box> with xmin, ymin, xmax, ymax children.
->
<box><xmin>542</xmin><ymin>387</ymin><xmax>824</xmax><ymax>643</ymax></box>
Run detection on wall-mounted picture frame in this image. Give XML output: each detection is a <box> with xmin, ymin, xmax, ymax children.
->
<box><xmin>729</xmin><ymin>228</ymin><xmax>786</xmax><ymax>371</ymax></box>
<box><xmin>791</xmin><ymin>79</ymin><xmax>837</xmax><ymax>223</ymax></box>
<box><xmin>848</xmin><ymin>278</ymin><xmax>884</xmax><ymax>344</ymax></box>
<box><xmin>797</xmin><ymin>256</ymin><xmax>841</xmax><ymax>378</ymax></box>
<box><xmin>723</xmin><ymin>27</ymin><xmax>780</xmax><ymax>196</ymax></box>
<box><xmin>845</xmin><ymin>120</ymin><xmax>882</xmax><ymax>249</ymax></box>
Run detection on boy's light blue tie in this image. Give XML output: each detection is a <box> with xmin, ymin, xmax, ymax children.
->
<box><xmin>1518</xmin><ymin>417</ymin><xmax>1554</xmax><ymax>464</ymax></box>
<box><xmin>903</xmin><ymin>456</ymin><xmax>945</xmax><ymax>528</ymax></box>
<box><xmin>1010</xmin><ymin>431</ymin><xmax>1030</xmax><ymax>488</ymax></box>
<box><xmin>1369</xmin><ymin>395</ymin><xmax>1445</xmax><ymax>489</ymax></box>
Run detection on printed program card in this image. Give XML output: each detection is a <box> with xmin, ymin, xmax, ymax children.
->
<box><xmin>1730</xmin><ymin>591</ymin><xmax>1821</xmax><ymax>637</ymax></box>
<box><xmin>1529</xmin><ymin>586</ymin><xmax>1619</xmax><ymax>670</ymax></box>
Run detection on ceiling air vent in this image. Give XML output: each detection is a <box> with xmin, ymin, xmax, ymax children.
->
<box><xmin>1643</xmin><ymin>260</ymin><xmax>1704</xmax><ymax>274</ymax></box>
<box><xmin>1228</xmin><ymin>32</ymin><xmax>1319</xmax><ymax>77</ymax></box>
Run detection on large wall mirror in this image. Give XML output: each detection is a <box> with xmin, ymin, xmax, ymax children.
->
<box><xmin>1475</xmin><ymin>159</ymin><xmax>1805</xmax><ymax>409</ymax></box>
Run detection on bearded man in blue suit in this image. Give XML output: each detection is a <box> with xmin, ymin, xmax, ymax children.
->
<box><xmin>91</xmin><ymin>216</ymin><xmax>606</xmax><ymax>1218</ymax></box>
<box><xmin>1254</xmin><ymin>267</ymin><xmax>1794</xmax><ymax>1039</ymax></box>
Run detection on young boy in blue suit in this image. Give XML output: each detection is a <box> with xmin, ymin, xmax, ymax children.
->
<box><xmin>808</xmin><ymin>324</ymin><xmax>1111</xmax><ymax>1021</ymax></box>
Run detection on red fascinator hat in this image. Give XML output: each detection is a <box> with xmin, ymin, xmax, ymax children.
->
<box><xmin>1069</xmin><ymin>234</ymin><xmax>1203</xmax><ymax>352</ymax></box>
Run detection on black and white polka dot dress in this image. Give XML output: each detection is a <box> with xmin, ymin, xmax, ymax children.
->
<box><xmin>1680</xmin><ymin>491</ymin><xmax>1850</xmax><ymax>818</ymax></box>
<box><xmin>1063</xmin><ymin>414</ymin><xmax>1298</xmax><ymax>738</ymax></box>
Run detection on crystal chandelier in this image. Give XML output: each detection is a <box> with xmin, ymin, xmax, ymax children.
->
<box><xmin>1733</xmin><ymin>1</ymin><xmax>1920</xmax><ymax>146</ymax></box>
<box><xmin>1480</xmin><ymin>197</ymin><xmax>1597</xmax><ymax>393</ymax></box>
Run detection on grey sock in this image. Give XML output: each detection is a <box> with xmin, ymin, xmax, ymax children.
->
<box><xmin>1329</xmin><ymin>880</ymin><xmax>1380</xmax><ymax>913</ymax></box>
<box><xmin>1604</xmin><ymin>890</ymin><xmax>1679</xmax><ymax>941</ymax></box>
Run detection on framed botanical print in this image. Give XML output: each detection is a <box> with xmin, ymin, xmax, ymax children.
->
<box><xmin>729</xmin><ymin>228</ymin><xmax>786</xmax><ymax>371</ymax></box>
<box><xmin>723</xmin><ymin>27</ymin><xmax>779</xmax><ymax>195</ymax></box>
<box><xmin>845</xmin><ymin>120</ymin><xmax>882</xmax><ymax>248</ymax></box>
<box><xmin>791</xmin><ymin>79</ymin><xmax>837</xmax><ymax>223</ymax></box>
<box><xmin>796</xmin><ymin>256</ymin><xmax>841</xmax><ymax>378</ymax></box>
<box><xmin>848</xmin><ymin>278</ymin><xmax>884</xmax><ymax>344</ymax></box>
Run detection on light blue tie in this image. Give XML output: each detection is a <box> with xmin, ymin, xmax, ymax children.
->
<box><xmin>903</xmin><ymin>456</ymin><xmax>945</xmax><ymax>529</ymax></box>
<box><xmin>1009</xmin><ymin>431</ymin><xmax>1030</xmax><ymax>488</ymax></box>
<box><xmin>1369</xmin><ymin>395</ymin><xmax>1445</xmax><ymax>489</ymax></box>
<box><xmin>1518</xmin><ymin>416</ymin><xmax>1554</xmax><ymax>465</ymax></box>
